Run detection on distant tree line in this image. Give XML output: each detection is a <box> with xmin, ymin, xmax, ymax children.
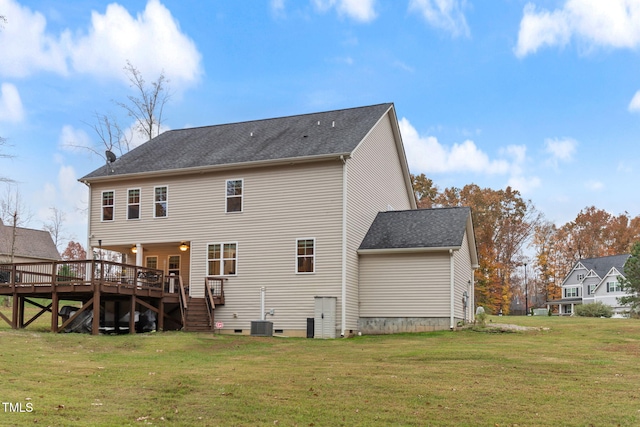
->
<box><xmin>411</xmin><ymin>173</ymin><xmax>640</xmax><ymax>314</ymax></box>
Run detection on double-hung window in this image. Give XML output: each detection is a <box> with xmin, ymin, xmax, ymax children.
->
<box><xmin>207</xmin><ymin>243</ymin><xmax>237</xmax><ymax>276</ymax></box>
<box><xmin>296</xmin><ymin>238</ymin><xmax>315</xmax><ymax>274</ymax></box>
<box><xmin>127</xmin><ymin>188</ymin><xmax>141</xmax><ymax>220</ymax></box>
<box><xmin>154</xmin><ymin>186</ymin><xmax>168</xmax><ymax>218</ymax></box>
<box><xmin>226</xmin><ymin>179</ymin><xmax>243</xmax><ymax>213</ymax></box>
<box><xmin>607</xmin><ymin>281</ymin><xmax>621</xmax><ymax>293</ymax></box>
<box><xmin>587</xmin><ymin>284</ymin><xmax>597</xmax><ymax>295</ymax></box>
<box><xmin>102</xmin><ymin>190</ymin><xmax>114</xmax><ymax>221</ymax></box>
<box><xmin>565</xmin><ymin>287</ymin><xmax>579</xmax><ymax>298</ymax></box>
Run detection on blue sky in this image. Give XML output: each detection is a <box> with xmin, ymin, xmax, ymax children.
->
<box><xmin>1</xmin><ymin>0</ymin><xmax>640</xmax><ymax>248</ymax></box>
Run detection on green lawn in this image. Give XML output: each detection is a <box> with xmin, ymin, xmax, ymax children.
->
<box><xmin>0</xmin><ymin>313</ymin><xmax>639</xmax><ymax>426</ymax></box>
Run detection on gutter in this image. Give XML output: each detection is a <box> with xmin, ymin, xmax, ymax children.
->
<box><xmin>79</xmin><ymin>152</ymin><xmax>352</xmax><ymax>184</ymax></box>
<box><xmin>357</xmin><ymin>246</ymin><xmax>461</xmax><ymax>255</ymax></box>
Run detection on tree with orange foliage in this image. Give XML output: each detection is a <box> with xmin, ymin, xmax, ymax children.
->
<box><xmin>61</xmin><ymin>241</ymin><xmax>87</xmax><ymax>261</ymax></box>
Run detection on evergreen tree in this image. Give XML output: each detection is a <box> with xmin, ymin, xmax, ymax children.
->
<box><xmin>619</xmin><ymin>242</ymin><xmax>640</xmax><ymax>315</ymax></box>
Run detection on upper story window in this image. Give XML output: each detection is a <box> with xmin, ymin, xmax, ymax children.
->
<box><xmin>564</xmin><ymin>287</ymin><xmax>579</xmax><ymax>298</ymax></box>
<box><xmin>127</xmin><ymin>188</ymin><xmax>141</xmax><ymax>220</ymax></box>
<box><xmin>607</xmin><ymin>281</ymin><xmax>622</xmax><ymax>293</ymax></box>
<box><xmin>102</xmin><ymin>190</ymin><xmax>114</xmax><ymax>221</ymax></box>
<box><xmin>154</xmin><ymin>186</ymin><xmax>168</xmax><ymax>218</ymax></box>
<box><xmin>207</xmin><ymin>243</ymin><xmax>237</xmax><ymax>276</ymax></box>
<box><xmin>226</xmin><ymin>179</ymin><xmax>243</xmax><ymax>213</ymax></box>
<box><xmin>587</xmin><ymin>284</ymin><xmax>597</xmax><ymax>295</ymax></box>
<box><xmin>296</xmin><ymin>238</ymin><xmax>315</xmax><ymax>274</ymax></box>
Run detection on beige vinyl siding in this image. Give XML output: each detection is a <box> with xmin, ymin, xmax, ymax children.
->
<box><xmin>359</xmin><ymin>252</ymin><xmax>451</xmax><ymax>317</ymax></box>
<box><xmin>88</xmin><ymin>160</ymin><xmax>344</xmax><ymax>332</ymax></box>
<box><xmin>453</xmin><ymin>232</ymin><xmax>473</xmax><ymax>319</ymax></box>
<box><xmin>345</xmin><ymin>112</ymin><xmax>413</xmax><ymax>329</ymax></box>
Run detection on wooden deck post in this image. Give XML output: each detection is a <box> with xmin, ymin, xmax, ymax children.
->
<box><xmin>158</xmin><ymin>300</ymin><xmax>164</xmax><ymax>331</ymax></box>
<box><xmin>129</xmin><ymin>295</ymin><xmax>136</xmax><ymax>334</ymax></box>
<box><xmin>92</xmin><ymin>282</ymin><xmax>101</xmax><ymax>335</ymax></box>
<box><xmin>11</xmin><ymin>293</ymin><xmax>18</xmax><ymax>329</ymax></box>
<box><xmin>51</xmin><ymin>292</ymin><xmax>59</xmax><ymax>333</ymax></box>
<box><xmin>18</xmin><ymin>296</ymin><xmax>25</xmax><ymax>328</ymax></box>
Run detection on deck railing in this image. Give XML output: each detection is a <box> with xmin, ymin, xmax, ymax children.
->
<box><xmin>0</xmin><ymin>260</ymin><xmax>164</xmax><ymax>293</ymax></box>
<box><xmin>205</xmin><ymin>276</ymin><xmax>225</xmax><ymax>305</ymax></box>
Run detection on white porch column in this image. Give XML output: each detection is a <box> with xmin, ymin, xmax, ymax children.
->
<box><xmin>135</xmin><ymin>244</ymin><xmax>143</xmax><ymax>266</ymax></box>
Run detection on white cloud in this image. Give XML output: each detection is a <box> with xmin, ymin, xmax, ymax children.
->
<box><xmin>544</xmin><ymin>137</ymin><xmax>577</xmax><ymax>166</ymax></box>
<box><xmin>0</xmin><ymin>0</ymin><xmax>202</xmax><ymax>90</ymax></box>
<box><xmin>585</xmin><ymin>180</ymin><xmax>604</xmax><ymax>191</ymax></box>
<box><xmin>515</xmin><ymin>0</ymin><xmax>640</xmax><ymax>57</ymax></box>
<box><xmin>69</xmin><ymin>0</ymin><xmax>202</xmax><ymax>89</ymax></box>
<box><xmin>400</xmin><ymin>117</ymin><xmax>541</xmax><ymax>193</ymax></box>
<box><xmin>35</xmin><ymin>163</ymin><xmax>88</xmax><ymax>244</ymax></box>
<box><xmin>0</xmin><ymin>0</ymin><xmax>69</xmax><ymax>77</ymax></box>
<box><xmin>0</xmin><ymin>83</ymin><xmax>24</xmax><ymax>122</ymax></box>
<box><xmin>400</xmin><ymin>117</ymin><xmax>513</xmax><ymax>174</ymax></box>
<box><xmin>59</xmin><ymin>125</ymin><xmax>93</xmax><ymax>153</ymax></box>
<box><xmin>628</xmin><ymin>90</ymin><xmax>640</xmax><ymax>113</ymax></box>
<box><xmin>409</xmin><ymin>0</ymin><xmax>470</xmax><ymax>38</ymax></box>
<box><xmin>312</xmin><ymin>0</ymin><xmax>377</xmax><ymax>22</ymax></box>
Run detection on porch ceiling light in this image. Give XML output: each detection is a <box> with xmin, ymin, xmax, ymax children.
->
<box><xmin>131</xmin><ymin>245</ymin><xmax>137</xmax><ymax>254</ymax></box>
<box><xmin>179</xmin><ymin>242</ymin><xmax>189</xmax><ymax>252</ymax></box>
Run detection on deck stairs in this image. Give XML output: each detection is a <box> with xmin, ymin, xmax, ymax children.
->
<box><xmin>183</xmin><ymin>297</ymin><xmax>213</xmax><ymax>332</ymax></box>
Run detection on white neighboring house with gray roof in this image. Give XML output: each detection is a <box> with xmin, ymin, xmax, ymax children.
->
<box><xmin>547</xmin><ymin>254</ymin><xmax>631</xmax><ymax>316</ymax></box>
<box><xmin>80</xmin><ymin>103</ymin><xmax>479</xmax><ymax>336</ymax></box>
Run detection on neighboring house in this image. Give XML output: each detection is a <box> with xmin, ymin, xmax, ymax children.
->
<box><xmin>80</xmin><ymin>103</ymin><xmax>479</xmax><ymax>336</ymax></box>
<box><xmin>547</xmin><ymin>254</ymin><xmax>631</xmax><ymax>316</ymax></box>
<box><xmin>0</xmin><ymin>219</ymin><xmax>60</xmax><ymax>263</ymax></box>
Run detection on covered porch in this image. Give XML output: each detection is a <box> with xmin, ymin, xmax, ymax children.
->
<box><xmin>546</xmin><ymin>297</ymin><xmax>582</xmax><ymax>316</ymax></box>
<box><xmin>92</xmin><ymin>240</ymin><xmax>192</xmax><ymax>293</ymax></box>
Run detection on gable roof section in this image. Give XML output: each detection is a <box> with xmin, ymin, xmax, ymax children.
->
<box><xmin>81</xmin><ymin>103</ymin><xmax>395</xmax><ymax>181</ymax></box>
<box><xmin>579</xmin><ymin>254</ymin><xmax>629</xmax><ymax>280</ymax></box>
<box><xmin>0</xmin><ymin>222</ymin><xmax>61</xmax><ymax>261</ymax></box>
<box><xmin>561</xmin><ymin>254</ymin><xmax>630</xmax><ymax>287</ymax></box>
<box><xmin>358</xmin><ymin>207</ymin><xmax>475</xmax><ymax>255</ymax></box>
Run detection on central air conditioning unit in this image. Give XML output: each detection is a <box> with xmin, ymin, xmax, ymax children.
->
<box><xmin>250</xmin><ymin>320</ymin><xmax>273</xmax><ymax>337</ymax></box>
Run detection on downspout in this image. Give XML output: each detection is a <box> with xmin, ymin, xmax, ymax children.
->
<box><xmin>450</xmin><ymin>249</ymin><xmax>455</xmax><ymax>330</ymax></box>
<box><xmin>340</xmin><ymin>155</ymin><xmax>348</xmax><ymax>338</ymax></box>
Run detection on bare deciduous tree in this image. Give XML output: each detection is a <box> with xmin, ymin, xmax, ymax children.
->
<box><xmin>117</xmin><ymin>60</ymin><xmax>171</xmax><ymax>142</ymax></box>
<box><xmin>43</xmin><ymin>207</ymin><xmax>70</xmax><ymax>251</ymax></box>
<box><xmin>0</xmin><ymin>187</ymin><xmax>32</xmax><ymax>263</ymax></box>
<box><xmin>66</xmin><ymin>61</ymin><xmax>171</xmax><ymax>161</ymax></box>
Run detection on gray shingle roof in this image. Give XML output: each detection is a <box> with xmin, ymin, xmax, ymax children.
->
<box><xmin>359</xmin><ymin>207</ymin><xmax>472</xmax><ymax>250</ymax></box>
<box><xmin>0</xmin><ymin>223</ymin><xmax>61</xmax><ymax>261</ymax></box>
<box><xmin>579</xmin><ymin>254</ymin><xmax>630</xmax><ymax>278</ymax></box>
<box><xmin>81</xmin><ymin>103</ymin><xmax>394</xmax><ymax>180</ymax></box>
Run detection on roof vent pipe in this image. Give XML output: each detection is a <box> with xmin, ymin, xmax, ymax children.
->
<box><xmin>332</xmin><ymin>121</ymin><xmax>335</xmax><ymax>128</ymax></box>
<box><xmin>250</xmin><ymin>132</ymin><xmax>253</xmax><ymax>137</ymax></box>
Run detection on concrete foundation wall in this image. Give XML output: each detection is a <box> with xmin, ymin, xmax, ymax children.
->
<box><xmin>358</xmin><ymin>317</ymin><xmax>460</xmax><ymax>334</ymax></box>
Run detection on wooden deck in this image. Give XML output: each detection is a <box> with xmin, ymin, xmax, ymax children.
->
<box><xmin>0</xmin><ymin>260</ymin><xmax>225</xmax><ymax>335</ymax></box>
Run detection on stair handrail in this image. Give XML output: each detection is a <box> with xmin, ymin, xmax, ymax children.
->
<box><xmin>178</xmin><ymin>275</ymin><xmax>188</xmax><ymax>329</ymax></box>
<box><xmin>204</xmin><ymin>278</ymin><xmax>215</xmax><ymax>329</ymax></box>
